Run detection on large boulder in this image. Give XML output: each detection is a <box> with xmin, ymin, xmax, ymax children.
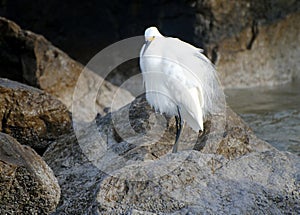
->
<box><xmin>96</xmin><ymin>151</ymin><xmax>299</xmax><ymax>214</ymax></box>
<box><xmin>205</xmin><ymin>12</ymin><xmax>300</xmax><ymax>87</ymax></box>
<box><xmin>0</xmin><ymin>17</ymin><xmax>134</xmax><ymax>120</ymax></box>
<box><xmin>0</xmin><ymin>132</ymin><xmax>60</xmax><ymax>214</ymax></box>
<box><xmin>43</xmin><ymin>96</ymin><xmax>299</xmax><ymax>214</ymax></box>
<box><xmin>0</xmin><ymin>78</ymin><xmax>71</xmax><ymax>152</ymax></box>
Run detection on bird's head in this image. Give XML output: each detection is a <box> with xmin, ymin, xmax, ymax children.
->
<box><xmin>144</xmin><ymin>27</ymin><xmax>163</xmax><ymax>42</ymax></box>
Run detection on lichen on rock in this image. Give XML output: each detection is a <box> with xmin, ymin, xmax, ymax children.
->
<box><xmin>0</xmin><ymin>132</ymin><xmax>60</xmax><ymax>214</ymax></box>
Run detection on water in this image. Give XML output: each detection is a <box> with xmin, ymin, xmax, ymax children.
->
<box><xmin>225</xmin><ymin>79</ymin><xmax>300</xmax><ymax>156</ymax></box>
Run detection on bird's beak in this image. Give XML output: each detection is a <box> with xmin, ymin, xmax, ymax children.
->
<box><xmin>142</xmin><ymin>41</ymin><xmax>150</xmax><ymax>56</ymax></box>
<box><xmin>146</xmin><ymin>36</ymin><xmax>155</xmax><ymax>42</ymax></box>
<box><xmin>142</xmin><ymin>37</ymin><xmax>154</xmax><ymax>56</ymax></box>
<box><xmin>149</xmin><ymin>36</ymin><xmax>155</xmax><ymax>42</ymax></box>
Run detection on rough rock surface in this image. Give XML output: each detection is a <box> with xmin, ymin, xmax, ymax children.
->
<box><xmin>0</xmin><ymin>17</ymin><xmax>134</xmax><ymax>120</ymax></box>
<box><xmin>96</xmin><ymin>151</ymin><xmax>299</xmax><ymax>214</ymax></box>
<box><xmin>0</xmin><ymin>78</ymin><xmax>71</xmax><ymax>151</ymax></box>
<box><xmin>194</xmin><ymin>0</ymin><xmax>299</xmax><ymax>47</ymax></box>
<box><xmin>211</xmin><ymin>12</ymin><xmax>300</xmax><ymax>88</ymax></box>
<box><xmin>43</xmin><ymin>96</ymin><xmax>299</xmax><ymax>214</ymax></box>
<box><xmin>194</xmin><ymin>0</ymin><xmax>300</xmax><ymax>87</ymax></box>
<box><xmin>0</xmin><ymin>132</ymin><xmax>60</xmax><ymax>214</ymax></box>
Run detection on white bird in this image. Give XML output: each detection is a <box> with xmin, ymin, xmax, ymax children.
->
<box><xmin>139</xmin><ymin>26</ymin><xmax>224</xmax><ymax>153</ymax></box>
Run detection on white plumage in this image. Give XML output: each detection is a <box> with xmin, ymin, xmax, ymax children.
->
<box><xmin>139</xmin><ymin>27</ymin><xmax>223</xmax><ymax>151</ymax></box>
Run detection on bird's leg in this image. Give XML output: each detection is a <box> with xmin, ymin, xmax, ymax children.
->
<box><xmin>172</xmin><ymin>106</ymin><xmax>183</xmax><ymax>153</ymax></box>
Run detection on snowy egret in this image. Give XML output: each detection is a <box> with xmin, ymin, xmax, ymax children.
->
<box><xmin>139</xmin><ymin>26</ymin><xmax>224</xmax><ymax>153</ymax></box>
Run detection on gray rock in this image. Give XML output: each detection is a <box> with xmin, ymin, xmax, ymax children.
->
<box><xmin>0</xmin><ymin>17</ymin><xmax>134</xmax><ymax>120</ymax></box>
<box><xmin>0</xmin><ymin>78</ymin><xmax>71</xmax><ymax>151</ymax></box>
<box><xmin>0</xmin><ymin>132</ymin><xmax>60</xmax><ymax>214</ymax></box>
<box><xmin>97</xmin><ymin>151</ymin><xmax>299</xmax><ymax>214</ymax></box>
<box><xmin>43</xmin><ymin>96</ymin><xmax>299</xmax><ymax>214</ymax></box>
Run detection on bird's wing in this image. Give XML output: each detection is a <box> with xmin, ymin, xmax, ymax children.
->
<box><xmin>162</xmin><ymin>37</ymin><xmax>224</xmax><ymax>116</ymax></box>
<box><xmin>140</xmin><ymin>36</ymin><xmax>224</xmax><ymax>121</ymax></box>
<box><xmin>184</xmin><ymin>87</ymin><xmax>204</xmax><ymax>130</ymax></box>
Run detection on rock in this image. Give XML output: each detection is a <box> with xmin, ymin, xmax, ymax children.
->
<box><xmin>0</xmin><ymin>132</ymin><xmax>60</xmax><ymax>214</ymax></box>
<box><xmin>194</xmin><ymin>0</ymin><xmax>299</xmax><ymax>46</ymax></box>
<box><xmin>211</xmin><ymin>12</ymin><xmax>300</xmax><ymax>88</ymax></box>
<box><xmin>194</xmin><ymin>0</ymin><xmax>300</xmax><ymax>87</ymax></box>
<box><xmin>96</xmin><ymin>150</ymin><xmax>299</xmax><ymax>214</ymax></box>
<box><xmin>0</xmin><ymin>78</ymin><xmax>71</xmax><ymax>151</ymax></box>
<box><xmin>92</xmin><ymin>96</ymin><xmax>271</xmax><ymax>161</ymax></box>
<box><xmin>0</xmin><ymin>17</ymin><xmax>134</xmax><ymax>120</ymax></box>
<box><xmin>42</xmin><ymin>96</ymin><xmax>300</xmax><ymax>214</ymax></box>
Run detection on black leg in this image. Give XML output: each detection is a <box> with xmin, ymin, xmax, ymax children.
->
<box><xmin>172</xmin><ymin>106</ymin><xmax>183</xmax><ymax>153</ymax></box>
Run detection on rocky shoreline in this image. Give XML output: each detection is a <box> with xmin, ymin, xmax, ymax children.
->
<box><xmin>0</xmin><ymin>4</ymin><xmax>299</xmax><ymax>214</ymax></box>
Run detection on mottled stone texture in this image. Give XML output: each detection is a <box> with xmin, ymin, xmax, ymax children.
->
<box><xmin>0</xmin><ymin>78</ymin><xmax>71</xmax><ymax>151</ymax></box>
<box><xmin>43</xmin><ymin>96</ymin><xmax>299</xmax><ymax>214</ymax></box>
<box><xmin>0</xmin><ymin>132</ymin><xmax>60</xmax><ymax>214</ymax></box>
<box><xmin>208</xmin><ymin>11</ymin><xmax>300</xmax><ymax>87</ymax></box>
